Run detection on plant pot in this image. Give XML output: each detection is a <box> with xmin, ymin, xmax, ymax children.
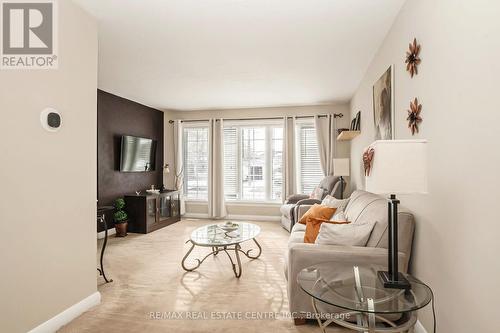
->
<box><xmin>115</xmin><ymin>221</ymin><xmax>128</xmax><ymax>237</ymax></box>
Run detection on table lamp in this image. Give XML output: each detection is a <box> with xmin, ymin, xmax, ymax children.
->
<box><xmin>365</xmin><ymin>140</ymin><xmax>427</xmax><ymax>289</ymax></box>
<box><xmin>333</xmin><ymin>158</ymin><xmax>350</xmax><ymax>199</ymax></box>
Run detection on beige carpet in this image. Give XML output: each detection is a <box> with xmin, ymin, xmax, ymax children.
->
<box><xmin>60</xmin><ymin>219</ymin><xmax>349</xmax><ymax>332</ymax></box>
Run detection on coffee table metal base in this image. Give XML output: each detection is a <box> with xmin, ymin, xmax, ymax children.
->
<box><xmin>181</xmin><ymin>238</ymin><xmax>261</xmax><ymax>278</ymax></box>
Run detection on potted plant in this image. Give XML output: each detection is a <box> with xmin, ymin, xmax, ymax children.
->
<box><xmin>113</xmin><ymin>198</ymin><xmax>128</xmax><ymax>237</ymax></box>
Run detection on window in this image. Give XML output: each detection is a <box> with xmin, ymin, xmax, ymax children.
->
<box><xmin>183</xmin><ymin>125</ymin><xmax>209</xmax><ymax>200</ymax></box>
<box><xmin>296</xmin><ymin>122</ymin><xmax>323</xmax><ymax>194</ymax></box>
<box><xmin>224</xmin><ymin>123</ymin><xmax>283</xmax><ymax>202</ymax></box>
<box><xmin>182</xmin><ymin>119</ymin><xmax>322</xmax><ymax>202</ymax></box>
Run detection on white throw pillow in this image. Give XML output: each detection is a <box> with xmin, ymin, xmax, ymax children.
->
<box><xmin>315</xmin><ymin>222</ymin><xmax>376</xmax><ymax>247</ymax></box>
<box><xmin>322</xmin><ymin>195</ymin><xmax>350</xmax><ymax>211</ymax></box>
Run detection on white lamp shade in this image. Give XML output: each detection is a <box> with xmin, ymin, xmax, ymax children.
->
<box><xmin>365</xmin><ymin>140</ymin><xmax>427</xmax><ymax>194</ymax></box>
<box><xmin>333</xmin><ymin>158</ymin><xmax>350</xmax><ymax>177</ymax></box>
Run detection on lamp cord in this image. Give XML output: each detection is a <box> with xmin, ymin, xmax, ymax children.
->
<box><xmin>412</xmin><ymin>280</ymin><xmax>437</xmax><ymax>333</ymax></box>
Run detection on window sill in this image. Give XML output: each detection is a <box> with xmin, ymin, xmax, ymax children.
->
<box><xmin>184</xmin><ymin>200</ymin><xmax>282</xmax><ymax>207</ymax></box>
<box><xmin>184</xmin><ymin>200</ymin><xmax>208</xmax><ymax>205</ymax></box>
<box><xmin>226</xmin><ymin>201</ymin><xmax>282</xmax><ymax>207</ymax></box>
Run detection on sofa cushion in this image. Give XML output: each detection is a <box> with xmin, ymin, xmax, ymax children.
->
<box><xmin>344</xmin><ymin>191</ymin><xmax>384</xmax><ymax>222</ymax></box>
<box><xmin>344</xmin><ymin>190</ymin><xmax>415</xmax><ymax>253</ymax></box>
<box><xmin>315</xmin><ymin>222</ymin><xmax>376</xmax><ymax>246</ymax></box>
<box><xmin>318</xmin><ymin>176</ymin><xmax>340</xmax><ymax>198</ymax></box>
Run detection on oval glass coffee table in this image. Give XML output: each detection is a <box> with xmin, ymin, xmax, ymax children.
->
<box><xmin>297</xmin><ymin>263</ymin><xmax>432</xmax><ymax>332</ymax></box>
<box><xmin>181</xmin><ymin>222</ymin><xmax>262</xmax><ymax>278</ymax></box>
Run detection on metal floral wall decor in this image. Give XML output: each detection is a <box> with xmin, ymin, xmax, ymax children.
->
<box><xmin>407</xmin><ymin>98</ymin><xmax>423</xmax><ymax>135</ymax></box>
<box><xmin>363</xmin><ymin>147</ymin><xmax>375</xmax><ymax>176</ymax></box>
<box><xmin>405</xmin><ymin>38</ymin><xmax>421</xmax><ymax>78</ymax></box>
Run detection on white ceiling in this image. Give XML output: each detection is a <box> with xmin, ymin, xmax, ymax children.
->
<box><xmin>74</xmin><ymin>0</ymin><xmax>405</xmax><ymax>111</ymax></box>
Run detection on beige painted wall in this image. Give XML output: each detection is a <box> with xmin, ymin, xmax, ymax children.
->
<box><xmin>349</xmin><ymin>0</ymin><xmax>500</xmax><ymax>331</ymax></box>
<box><xmin>0</xmin><ymin>2</ymin><xmax>98</xmax><ymax>332</ymax></box>
<box><xmin>163</xmin><ymin>104</ymin><xmax>350</xmax><ymax>217</ymax></box>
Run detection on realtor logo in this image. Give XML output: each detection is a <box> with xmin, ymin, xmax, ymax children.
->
<box><xmin>1</xmin><ymin>0</ymin><xmax>58</xmax><ymax>69</ymax></box>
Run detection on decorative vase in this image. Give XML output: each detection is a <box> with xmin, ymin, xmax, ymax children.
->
<box><xmin>115</xmin><ymin>221</ymin><xmax>128</xmax><ymax>237</ymax></box>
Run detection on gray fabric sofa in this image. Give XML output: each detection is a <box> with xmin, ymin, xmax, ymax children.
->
<box><xmin>284</xmin><ymin>190</ymin><xmax>415</xmax><ymax>321</ymax></box>
<box><xmin>280</xmin><ymin>176</ymin><xmax>344</xmax><ymax>232</ymax></box>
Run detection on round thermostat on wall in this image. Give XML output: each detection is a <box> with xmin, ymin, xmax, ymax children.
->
<box><xmin>40</xmin><ymin>108</ymin><xmax>62</xmax><ymax>132</ymax></box>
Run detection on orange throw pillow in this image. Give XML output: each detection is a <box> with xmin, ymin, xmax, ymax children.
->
<box><xmin>299</xmin><ymin>204</ymin><xmax>336</xmax><ymax>225</ymax></box>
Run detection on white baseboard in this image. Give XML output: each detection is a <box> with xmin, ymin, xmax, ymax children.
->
<box><xmin>97</xmin><ymin>228</ymin><xmax>115</xmax><ymax>239</ymax></box>
<box><xmin>183</xmin><ymin>213</ymin><xmax>209</xmax><ymax>219</ymax></box>
<box><xmin>183</xmin><ymin>213</ymin><xmax>280</xmax><ymax>222</ymax></box>
<box><xmin>28</xmin><ymin>291</ymin><xmax>101</xmax><ymax>333</ymax></box>
<box><xmin>414</xmin><ymin>320</ymin><xmax>428</xmax><ymax>333</ymax></box>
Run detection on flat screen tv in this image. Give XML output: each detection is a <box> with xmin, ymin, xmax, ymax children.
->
<box><xmin>120</xmin><ymin>135</ymin><xmax>156</xmax><ymax>172</ymax></box>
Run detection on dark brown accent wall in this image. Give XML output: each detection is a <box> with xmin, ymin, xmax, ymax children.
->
<box><xmin>97</xmin><ymin>90</ymin><xmax>164</xmax><ymax>230</ymax></box>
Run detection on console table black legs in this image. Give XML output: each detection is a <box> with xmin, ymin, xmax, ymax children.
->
<box><xmin>97</xmin><ymin>207</ymin><xmax>114</xmax><ymax>283</ymax></box>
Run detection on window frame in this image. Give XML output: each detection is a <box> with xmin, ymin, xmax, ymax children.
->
<box><xmin>223</xmin><ymin>120</ymin><xmax>283</xmax><ymax>203</ymax></box>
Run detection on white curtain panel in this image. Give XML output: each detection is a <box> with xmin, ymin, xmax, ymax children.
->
<box><xmin>208</xmin><ymin>119</ymin><xmax>227</xmax><ymax>219</ymax></box>
<box><xmin>173</xmin><ymin>120</ymin><xmax>186</xmax><ymax>215</ymax></box>
<box><xmin>314</xmin><ymin>115</ymin><xmax>336</xmax><ymax>176</ymax></box>
<box><xmin>283</xmin><ymin>116</ymin><xmax>297</xmax><ymax>201</ymax></box>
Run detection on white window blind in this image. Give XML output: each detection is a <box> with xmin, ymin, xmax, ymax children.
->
<box><xmin>223</xmin><ymin>123</ymin><xmax>283</xmax><ymax>202</ymax></box>
<box><xmin>271</xmin><ymin>127</ymin><xmax>283</xmax><ymax>200</ymax></box>
<box><xmin>241</xmin><ymin>127</ymin><xmax>266</xmax><ymax>201</ymax></box>
<box><xmin>183</xmin><ymin>126</ymin><xmax>209</xmax><ymax>200</ymax></box>
<box><xmin>224</xmin><ymin>127</ymin><xmax>238</xmax><ymax>200</ymax></box>
<box><xmin>296</xmin><ymin>123</ymin><xmax>324</xmax><ymax>194</ymax></box>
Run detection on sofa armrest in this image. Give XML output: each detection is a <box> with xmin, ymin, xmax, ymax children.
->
<box><xmin>296</xmin><ymin>204</ymin><xmax>313</xmax><ymax>221</ymax></box>
<box><xmin>286</xmin><ymin>243</ymin><xmax>408</xmax><ymax>315</ymax></box>
<box><xmin>285</xmin><ymin>194</ymin><xmax>309</xmax><ymax>204</ymax></box>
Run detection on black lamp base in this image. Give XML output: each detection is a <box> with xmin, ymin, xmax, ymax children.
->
<box><xmin>378</xmin><ymin>271</ymin><xmax>411</xmax><ymax>290</ymax></box>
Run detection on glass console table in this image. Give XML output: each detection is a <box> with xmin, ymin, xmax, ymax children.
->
<box><xmin>297</xmin><ymin>263</ymin><xmax>432</xmax><ymax>332</ymax></box>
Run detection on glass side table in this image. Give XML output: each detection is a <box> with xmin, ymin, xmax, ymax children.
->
<box><xmin>297</xmin><ymin>263</ymin><xmax>432</xmax><ymax>333</ymax></box>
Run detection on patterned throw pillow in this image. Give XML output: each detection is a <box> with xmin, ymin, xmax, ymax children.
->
<box><xmin>322</xmin><ymin>195</ymin><xmax>350</xmax><ymax>211</ymax></box>
<box><xmin>310</xmin><ymin>187</ymin><xmax>324</xmax><ymax>200</ymax></box>
<box><xmin>322</xmin><ymin>195</ymin><xmax>350</xmax><ymax>223</ymax></box>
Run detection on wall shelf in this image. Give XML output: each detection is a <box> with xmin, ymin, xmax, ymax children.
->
<box><xmin>337</xmin><ymin>130</ymin><xmax>361</xmax><ymax>141</ymax></box>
